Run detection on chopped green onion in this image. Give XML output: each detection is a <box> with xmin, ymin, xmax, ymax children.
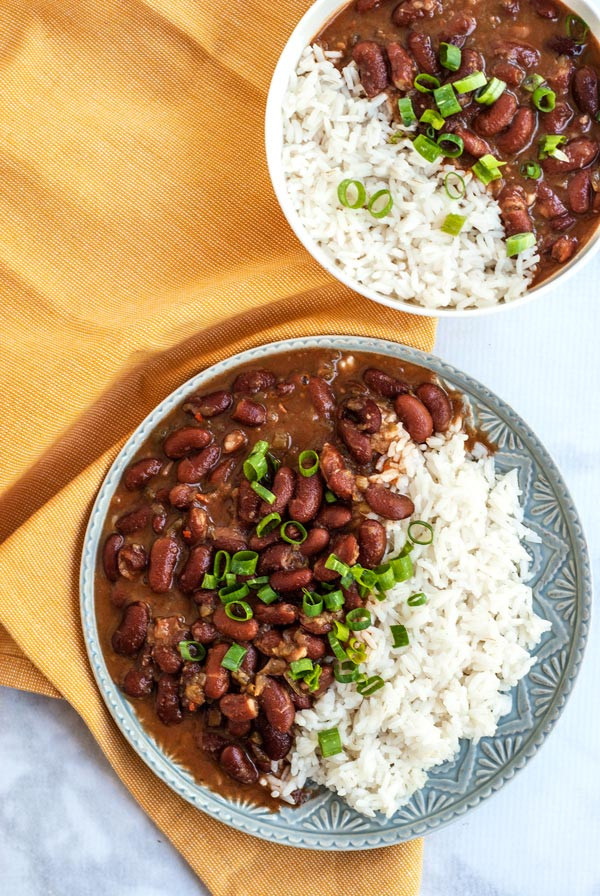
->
<box><xmin>391</xmin><ymin>624</ymin><xmax>410</xmax><ymax>648</ymax></box>
<box><xmin>201</xmin><ymin>573</ymin><xmax>219</xmax><ymax>590</ymax></box>
<box><xmin>367</xmin><ymin>189</ymin><xmax>393</xmax><ymax>219</ymax></box>
<box><xmin>434</xmin><ymin>84</ymin><xmax>461</xmax><ymax>117</ymax></box>
<box><xmin>351</xmin><ymin>565</ymin><xmax>378</xmax><ymax>590</ymax></box>
<box><xmin>256</xmin><ymin>512</ymin><xmax>281</xmax><ymax>537</ymax></box>
<box><xmin>303</xmin><ymin>590</ymin><xmax>324</xmax><ymax>618</ymax></box>
<box><xmin>304</xmin><ymin>664</ymin><xmax>322</xmax><ymax>692</ymax></box>
<box><xmin>324</xmin><ymin>589</ymin><xmax>344</xmax><ymax>611</ymax></box>
<box><xmin>566</xmin><ymin>13</ymin><xmax>589</xmax><ymax>43</ymax></box>
<box><xmin>346</xmin><ymin>607</ymin><xmax>372</xmax><ymax>631</ymax></box>
<box><xmin>280</xmin><ymin>520</ymin><xmax>307</xmax><ymax>545</ymax></box>
<box><xmin>243</xmin><ymin>451</ymin><xmax>268</xmax><ymax>482</ymax></box>
<box><xmin>439</xmin><ymin>42</ymin><xmax>462</xmax><ymax>71</ymax></box>
<box><xmin>444</xmin><ymin>171</ymin><xmax>466</xmax><ymax>199</ymax></box>
<box><xmin>246</xmin><ymin>575</ymin><xmax>269</xmax><ymax>588</ymax></box>
<box><xmin>520</xmin><ymin>160</ymin><xmax>542</xmax><ymax>179</ymax></box>
<box><xmin>475</xmin><ymin>77</ymin><xmax>506</xmax><ymax>106</ymax></box>
<box><xmin>257</xmin><ymin>583</ymin><xmax>279</xmax><ymax>604</ymax></box>
<box><xmin>375</xmin><ymin>561</ymin><xmax>396</xmax><ymax>594</ymax></box>
<box><xmin>522</xmin><ymin>73</ymin><xmax>545</xmax><ymax>93</ymax></box>
<box><xmin>539</xmin><ymin>134</ymin><xmax>569</xmax><ymax>161</ymax></box>
<box><xmin>224</xmin><ymin>572</ymin><xmax>237</xmax><ymax>586</ymax></box>
<box><xmin>318</xmin><ymin>727</ymin><xmax>343</xmax><ymax>757</ymax></box>
<box><xmin>346</xmin><ymin>636</ymin><xmax>367</xmax><ymax>665</ymax></box>
<box><xmin>224</xmin><ymin>600</ymin><xmax>253</xmax><ymax>621</ymax></box>
<box><xmin>231</xmin><ymin>550</ymin><xmax>258</xmax><ymax>575</ymax></box>
<box><xmin>472</xmin><ymin>153</ymin><xmax>506</xmax><ymax>185</ymax></box>
<box><xmin>178</xmin><ymin>640</ymin><xmax>206</xmax><ymax>663</ymax></box>
<box><xmin>218</xmin><ymin>582</ymin><xmax>250</xmax><ymax>603</ymax></box>
<box><xmin>325</xmin><ymin>554</ymin><xmax>351</xmax><ymax>577</ymax></box>
<box><xmin>437</xmin><ymin>133</ymin><xmax>464</xmax><ymax>158</ymax></box>
<box><xmin>426</xmin><ymin>124</ymin><xmax>436</xmax><ymax>140</ymax></box>
<box><xmin>532</xmin><ymin>86</ymin><xmax>556</xmax><ymax>112</ymax></box>
<box><xmin>289</xmin><ymin>658</ymin><xmax>314</xmax><ymax>679</ymax></box>
<box><xmin>506</xmin><ymin>232</ymin><xmax>536</xmax><ymax>257</ymax></box>
<box><xmin>414</xmin><ymin>72</ymin><xmax>441</xmax><ymax>93</ymax></box>
<box><xmin>420</xmin><ymin>108</ymin><xmax>445</xmax><ymax>131</ymax></box>
<box><xmin>407</xmin><ymin>592</ymin><xmax>427</xmax><ymax>606</ymax></box>
<box><xmin>408</xmin><ymin>520</ymin><xmax>434</xmax><ymax>545</ymax></box>
<box><xmin>452</xmin><ymin>70</ymin><xmax>487</xmax><ymax>93</ymax></box>
<box><xmin>390</xmin><ymin>554</ymin><xmax>414</xmax><ymax>582</ymax></box>
<box><xmin>327</xmin><ymin>630</ymin><xmax>349</xmax><ymax>662</ymax></box>
<box><xmin>251</xmin><ymin>481</ymin><xmax>276</xmax><ymax>503</ymax></box>
<box><xmin>389</xmin><ymin>130</ymin><xmax>404</xmax><ymax>144</ymax></box>
<box><xmin>332</xmin><ymin>619</ymin><xmax>350</xmax><ymax>642</ymax></box>
<box><xmin>220</xmin><ymin>643</ymin><xmax>247</xmax><ymax>671</ymax></box>
<box><xmin>333</xmin><ymin>659</ymin><xmax>360</xmax><ymax>683</ymax></box>
<box><xmin>398</xmin><ymin>96</ymin><xmax>417</xmax><ymax>126</ymax></box>
<box><xmin>441</xmin><ymin>213</ymin><xmax>466</xmax><ymax>236</ymax></box>
<box><xmin>213</xmin><ymin>550</ymin><xmax>231</xmax><ymax>580</ymax></box>
<box><xmin>325</xmin><ymin>489</ymin><xmax>337</xmax><ymax>504</ymax></box>
<box><xmin>298</xmin><ymin>450</ymin><xmax>319</xmax><ymax>477</ymax></box>
<box><xmin>337</xmin><ymin>178</ymin><xmax>366</xmax><ymax>209</ymax></box>
<box><xmin>356</xmin><ymin>674</ymin><xmax>385</xmax><ymax>696</ymax></box>
<box><xmin>413</xmin><ymin>134</ymin><xmax>443</xmax><ymax>163</ymax></box>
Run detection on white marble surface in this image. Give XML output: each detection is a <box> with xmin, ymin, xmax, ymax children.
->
<box><xmin>1</xmin><ymin>278</ymin><xmax>599</xmax><ymax>894</ymax></box>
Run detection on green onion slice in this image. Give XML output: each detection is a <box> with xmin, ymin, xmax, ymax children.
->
<box><xmin>420</xmin><ymin>108</ymin><xmax>445</xmax><ymax>131</ymax></box>
<box><xmin>201</xmin><ymin>573</ymin><xmax>219</xmax><ymax>590</ymax></box>
<box><xmin>522</xmin><ymin>73</ymin><xmax>545</xmax><ymax>93</ymax></box>
<box><xmin>351</xmin><ymin>566</ymin><xmax>378</xmax><ymax>590</ymax></box>
<box><xmin>475</xmin><ymin>77</ymin><xmax>506</xmax><ymax>105</ymax></box>
<box><xmin>325</xmin><ymin>554</ymin><xmax>351</xmax><ymax>577</ymax></box>
<box><xmin>220</xmin><ymin>643</ymin><xmax>247</xmax><ymax>672</ymax></box>
<box><xmin>243</xmin><ymin>451</ymin><xmax>268</xmax><ymax>482</ymax></box>
<box><xmin>213</xmin><ymin>550</ymin><xmax>231</xmax><ymax>580</ymax></box>
<box><xmin>520</xmin><ymin>160</ymin><xmax>542</xmax><ymax>180</ymax></box>
<box><xmin>437</xmin><ymin>133</ymin><xmax>464</xmax><ymax>158</ymax></box>
<box><xmin>256</xmin><ymin>512</ymin><xmax>281</xmax><ymax>537</ymax></box>
<box><xmin>452</xmin><ymin>70</ymin><xmax>487</xmax><ymax>93</ymax></box>
<box><xmin>304</xmin><ymin>664</ymin><xmax>322</xmax><ymax>692</ymax></box>
<box><xmin>434</xmin><ymin>84</ymin><xmax>461</xmax><ymax>117</ymax></box>
<box><xmin>566</xmin><ymin>13</ymin><xmax>589</xmax><ymax>43</ymax></box>
<box><xmin>327</xmin><ymin>630</ymin><xmax>349</xmax><ymax>662</ymax></box>
<box><xmin>280</xmin><ymin>520</ymin><xmax>307</xmax><ymax>545</ymax></box>
<box><xmin>444</xmin><ymin>171</ymin><xmax>466</xmax><ymax>199</ymax></box>
<box><xmin>246</xmin><ymin>575</ymin><xmax>269</xmax><ymax>588</ymax></box>
<box><xmin>408</xmin><ymin>520</ymin><xmax>434</xmax><ymax>545</ymax></box>
<box><xmin>333</xmin><ymin>659</ymin><xmax>360</xmax><ymax>684</ymax></box>
<box><xmin>251</xmin><ymin>481</ymin><xmax>276</xmax><ymax>504</ymax></box>
<box><xmin>324</xmin><ymin>489</ymin><xmax>337</xmax><ymax>504</ymax></box>
<box><xmin>298</xmin><ymin>450</ymin><xmax>319</xmax><ymax>477</ymax></box>
<box><xmin>532</xmin><ymin>86</ymin><xmax>556</xmax><ymax>112</ymax></box>
<box><xmin>231</xmin><ymin>550</ymin><xmax>258</xmax><ymax>575</ymax></box>
<box><xmin>413</xmin><ymin>134</ymin><xmax>443</xmax><ymax>163</ymax></box>
<box><xmin>337</xmin><ymin>179</ymin><xmax>366</xmax><ymax>209</ymax></box>
<box><xmin>389</xmin><ymin>130</ymin><xmax>404</xmax><ymax>144</ymax></box>
<box><xmin>224</xmin><ymin>600</ymin><xmax>253</xmax><ymax>621</ymax></box>
<box><xmin>318</xmin><ymin>727</ymin><xmax>343</xmax><ymax>757</ymax></box>
<box><xmin>332</xmin><ymin>619</ymin><xmax>350</xmax><ymax>642</ymax></box>
<box><xmin>346</xmin><ymin>636</ymin><xmax>367</xmax><ymax>665</ymax></box>
<box><xmin>367</xmin><ymin>189</ymin><xmax>393</xmax><ymax>219</ymax></box>
<box><xmin>398</xmin><ymin>96</ymin><xmax>417</xmax><ymax>127</ymax></box>
<box><xmin>302</xmin><ymin>590</ymin><xmax>324</xmax><ymax>618</ymax></box>
<box><xmin>346</xmin><ymin>607</ymin><xmax>372</xmax><ymax>631</ymax></box>
<box><xmin>324</xmin><ymin>589</ymin><xmax>344</xmax><ymax>611</ymax></box>
<box><xmin>441</xmin><ymin>213</ymin><xmax>466</xmax><ymax>237</ymax></box>
<box><xmin>414</xmin><ymin>72</ymin><xmax>441</xmax><ymax>93</ymax></box>
<box><xmin>391</xmin><ymin>624</ymin><xmax>410</xmax><ymax>648</ymax></box>
<box><xmin>472</xmin><ymin>153</ymin><xmax>506</xmax><ymax>185</ymax></box>
<box><xmin>178</xmin><ymin>640</ymin><xmax>206</xmax><ymax>663</ymax></box>
<box><xmin>439</xmin><ymin>42</ymin><xmax>462</xmax><ymax>71</ymax></box>
<box><xmin>539</xmin><ymin>134</ymin><xmax>569</xmax><ymax>161</ymax></box>
<box><xmin>218</xmin><ymin>582</ymin><xmax>250</xmax><ymax>604</ymax></box>
<box><xmin>390</xmin><ymin>554</ymin><xmax>414</xmax><ymax>582</ymax></box>
<box><xmin>257</xmin><ymin>583</ymin><xmax>279</xmax><ymax>605</ymax></box>
<box><xmin>289</xmin><ymin>658</ymin><xmax>314</xmax><ymax>679</ymax></box>
<box><xmin>407</xmin><ymin>592</ymin><xmax>427</xmax><ymax>606</ymax></box>
<box><xmin>506</xmin><ymin>232</ymin><xmax>536</xmax><ymax>257</ymax></box>
<box><xmin>356</xmin><ymin>674</ymin><xmax>385</xmax><ymax>696</ymax></box>
<box><xmin>374</xmin><ymin>561</ymin><xmax>396</xmax><ymax>594</ymax></box>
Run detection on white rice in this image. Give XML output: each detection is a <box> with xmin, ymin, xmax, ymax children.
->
<box><xmin>282</xmin><ymin>46</ymin><xmax>540</xmax><ymax>310</ymax></box>
<box><xmin>270</xmin><ymin>420</ymin><xmax>550</xmax><ymax>817</ymax></box>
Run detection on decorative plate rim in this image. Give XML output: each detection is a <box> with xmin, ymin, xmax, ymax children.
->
<box><xmin>80</xmin><ymin>335</ymin><xmax>592</xmax><ymax>850</ymax></box>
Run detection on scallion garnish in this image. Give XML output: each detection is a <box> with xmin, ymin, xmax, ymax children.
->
<box><xmin>439</xmin><ymin>42</ymin><xmax>462</xmax><ymax>71</ymax></box>
<box><xmin>218</xmin><ymin>582</ymin><xmax>250</xmax><ymax>603</ymax></box>
<box><xmin>414</xmin><ymin>72</ymin><xmax>441</xmax><ymax>93</ymax></box>
<box><xmin>318</xmin><ymin>727</ymin><xmax>343</xmax><ymax>757</ymax></box>
<box><xmin>391</xmin><ymin>554</ymin><xmax>415</xmax><ymax>582</ymax></box>
<box><xmin>332</xmin><ymin>619</ymin><xmax>350</xmax><ymax>642</ymax></box>
<box><xmin>224</xmin><ymin>600</ymin><xmax>253</xmax><ymax>621</ymax></box>
<box><xmin>413</xmin><ymin>134</ymin><xmax>443</xmax><ymax>163</ymax></box>
<box><xmin>346</xmin><ymin>607</ymin><xmax>372</xmax><ymax>631</ymax></box>
<box><xmin>391</xmin><ymin>624</ymin><xmax>410</xmax><ymax>648</ymax></box>
<box><xmin>398</xmin><ymin>96</ymin><xmax>417</xmax><ymax>127</ymax></box>
<box><xmin>506</xmin><ymin>232</ymin><xmax>536</xmax><ymax>257</ymax></box>
<box><xmin>522</xmin><ymin>73</ymin><xmax>545</xmax><ymax>93</ymax></box>
<box><xmin>213</xmin><ymin>550</ymin><xmax>231</xmax><ymax>580</ymax></box>
<box><xmin>475</xmin><ymin>77</ymin><xmax>506</xmax><ymax>106</ymax></box>
<box><xmin>325</xmin><ymin>554</ymin><xmax>351</xmax><ymax>577</ymax></box>
<box><xmin>420</xmin><ymin>108</ymin><xmax>445</xmax><ymax>131</ymax></box>
<box><xmin>246</xmin><ymin>575</ymin><xmax>269</xmax><ymax>588</ymax></box>
<box><xmin>408</xmin><ymin>520</ymin><xmax>434</xmax><ymax>545</ymax></box>
<box><xmin>407</xmin><ymin>592</ymin><xmax>427</xmax><ymax>606</ymax></box>
<box><xmin>367</xmin><ymin>189</ymin><xmax>393</xmax><ymax>219</ymax></box>
<box><xmin>566</xmin><ymin>12</ymin><xmax>589</xmax><ymax>43</ymax></box>
<box><xmin>472</xmin><ymin>153</ymin><xmax>506</xmax><ymax>185</ymax></box>
<box><xmin>351</xmin><ymin>565</ymin><xmax>379</xmax><ymax>591</ymax></box>
<box><xmin>337</xmin><ymin>178</ymin><xmax>366</xmax><ymax>209</ymax></box>
<box><xmin>257</xmin><ymin>583</ymin><xmax>279</xmax><ymax>604</ymax></box>
<box><xmin>434</xmin><ymin>83</ymin><xmax>461</xmax><ymax>117</ymax></box>
<box><xmin>520</xmin><ymin>160</ymin><xmax>542</xmax><ymax>180</ymax></box>
<box><xmin>251</xmin><ymin>481</ymin><xmax>276</xmax><ymax>503</ymax></box>
<box><xmin>444</xmin><ymin>170</ymin><xmax>466</xmax><ymax>199</ymax></box>
<box><xmin>298</xmin><ymin>450</ymin><xmax>319</xmax><ymax>477</ymax></box>
<box><xmin>304</xmin><ymin>664</ymin><xmax>323</xmax><ymax>692</ymax></box>
<box><xmin>303</xmin><ymin>590</ymin><xmax>324</xmax><ymax>618</ymax></box>
<box><xmin>289</xmin><ymin>658</ymin><xmax>314</xmax><ymax>679</ymax></box>
<box><xmin>327</xmin><ymin>630</ymin><xmax>349</xmax><ymax>662</ymax></box>
<box><xmin>201</xmin><ymin>573</ymin><xmax>219</xmax><ymax>590</ymax></box>
<box><xmin>532</xmin><ymin>86</ymin><xmax>556</xmax><ymax>112</ymax></box>
<box><xmin>324</xmin><ymin>489</ymin><xmax>337</xmax><ymax>503</ymax></box>
<box><xmin>452</xmin><ymin>70</ymin><xmax>487</xmax><ymax>94</ymax></box>
<box><xmin>220</xmin><ymin>643</ymin><xmax>247</xmax><ymax>672</ymax></box>
<box><xmin>346</xmin><ymin>637</ymin><xmax>367</xmax><ymax>665</ymax></box>
<box><xmin>230</xmin><ymin>550</ymin><xmax>258</xmax><ymax>576</ymax></box>
<box><xmin>178</xmin><ymin>640</ymin><xmax>206</xmax><ymax>663</ymax></box>
<box><xmin>333</xmin><ymin>659</ymin><xmax>360</xmax><ymax>683</ymax></box>
<box><xmin>280</xmin><ymin>520</ymin><xmax>307</xmax><ymax>545</ymax></box>
<box><xmin>356</xmin><ymin>674</ymin><xmax>385</xmax><ymax>696</ymax></box>
<box><xmin>256</xmin><ymin>511</ymin><xmax>281</xmax><ymax>537</ymax></box>
<box><xmin>538</xmin><ymin>134</ymin><xmax>569</xmax><ymax>162</ymax></box>
<box><xmin>437</xmin><ymin>133</ymin><xmax>464</xmax><ymax>158</ymax></box>
<box><xmin>441</xmin><ymin>213</ymin><xmax>466</xmax><ymax>237</ymax></box>
<box><xmin>324</xmin><ymin>589</ymin><xmax>344</xmax><ymax>611</ymax></box>
<box><xmin>243</xmin><ymin>441</ymin><xmax>269</xmax><ymax>481</ymax></box>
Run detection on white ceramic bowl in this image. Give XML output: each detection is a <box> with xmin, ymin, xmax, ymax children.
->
<box><xmin>265</xmin><ymin>0</ymin><xmax>600</xmax><ymax>317</ymax></box>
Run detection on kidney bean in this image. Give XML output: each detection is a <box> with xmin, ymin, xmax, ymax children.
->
<box><xmin>201</xmin><ymin>730</ymin><xmax>228</xmax><ymax>758</ymax></box>
<box><xmin>343</xmin><ymin>397</ymin><xmax>382</xmax><ymax>434</ymax></box>
<box><xmin>543</xmin><ymin>101</ymin><xmax>574</xmax><ymax>134</ymax></box>
<box><xmin>116</xmin><ymin>505</ymin><xmax>152</xmax><ymax>535</ymax></box>
<box><xmin>492</xmin><ymin>61</ymin><xmax>524</xmax><ymax>87</ymax></box>
<box><xmin>227</xmin><ymin>719</ymin><xmax>251</xmax><ymax>738</ymax></box>
<box><xmin>287</xmin><ymin>685</ymin><xmax>312</xmax><ymax>710</ymax></box>
<box><xmin>194</xmin><ymin>589</ymin><xmax>218</xmax><ymax>615</ymax></box>
<box><xmin>311</xmin><ymin>664</ymin><xmax>334</xmax><ymax>698</ymax></box>
<box><xmin>293</xmin><ymin>629</ymin><xmax>327</xmax><ymax>661</ymax></box>
<box><xmin>550</xmin><ymin>235</ymin><xmax>578</xmax><ymax>263</ymax></box>
<box><xmin>573</xmin><ymin>66</ymin><xmax>599</xmax><ymax>118</ymax></box>
<box><xmin>232</xmin><ymin>399</ymin><xmax>267</xmax><ymax>427</ymax></box>
<box><xmin>220</xmin><ymin>693</ymin><xmax>259</xmax><ymax>722</ymax></box>
<box><xmin>255</xmin><ymin>602</ymin><xmax>299</xmax><ymax>625</ymax></box>
<box><xmin>124</xmin><ymin>458</ymin><xmax>163</xmax><ymax>490</ymax></box>
<box><xmin>496</xmin><ymin>107</ymin><xmax>536</xmax><ymax>154</ymax></box>
<box><xmin>320</xmin><ymin>443</ymin><xmax>355</xmax><ymax>501</ymax></box>
<box><xmin>112</xmin><ymin>602</ymin><xmax>150</xmax><ymax>656</ymax></box>
<box><xmin>123</xmin><ymin>662</ymin><xmax>154</xmax><ymax>698</ymax></box>
<box><xmin>213</xmin><ymin>527</ymin><xmax>248</xmax><ymax>552</ymax></box>
<box><xmin>261</xmin><ymin>465</ymin><xmax>295</xmax><ymax>516</ymax></box>
<box><xmin>191</xmin><ymin>619</ymin><xmax>217</xmax><ymax>644</ymax></box>
<box><xmin>148</xmin><ymin>536</ymin><xmax>180</xmax><ymax>593</ymax></box>
<box><xmin>337</xmin><ymin>417</ymin><xmax>372</xmax><ymax>465</ymax></box>
<box><xmin>239</xmin><ymin>645</ymin><xmax>258</xmax><ymax>677</ymax></box>
<box><xmin>342</xmin><ymin>582</ymin><xmax>363</xmax><ymax>611</ymax></box>
<box><xmin>385</xmin><ymin>42</ymin><xmax>417</xmax><ymax>91</ymax></box>
<box><xmin>530</xmin><ymin>0</ymin><xmax>559</xmax><ymax>17</ymax></box>
<box><xmin>407</xmin><ymin>31</ymin><xmax>440</xmax><ymax>75</ymax></box>
<box><xmin>260</xmin><ymin>677</ymin><xmax>295</xmax><ymax>733</ymax></box>
<box><xmin>155</xmin><ymin>674</ymin><xmax>183</xmax><ymax>725</ymax></box>
<box><xmin>163</xmin><ymin>427</ymin><xmax>212</xmax><ymax>459</ymax></box>
<box><xmin>332</xmin><ymin>533</ymin><xmax>359</xmax><ymax>567</ymax></box>
<box><xmin>300</xmin><ymin>526</ymin><xmax>330</xmax><ymax>557</ymax></box>
<box><xmin>117</xmin><ymin>543</ymin><xmax>147</xmax><ymax>579</ymax></box>
<box><xmin>254</xmin><ymin>629</ymin><xmax>284</xmax><ymax>656</ymax></box>
<box><xmin>223</xmin><ymin>430</ymin><xmax>248</xmax><ymax>453</ymax></box>
<box><xmin>308</xmin><ymin>376</ymin><xmax>335</xmax><ymax>415</ymax></box>
<box><xmin>219</xmin><ymin>744</ymin><xmax>258</xmax><ymax>784</ymax></box>
<box><xmin>236</xmin><ymin>478</ymin><xmax>260</xmax><ymax>524</ymax></box>
<box><xmin>298</xmin><ymin>612</ymin><xmax>333</xmax><ymax>635</ymax></box>
<box><xmin>542</xmin><ymin>138</ymin><xmax>599</xmax><ymax>174</ymax></box>
<box><xmin>248</xmin><ymin>530</ymin><xmax>281</xmax><ymax>552</ymax></box>
<box><xmin>439</xmin><ymin>13</ymin><xmax>476</xmax><ymax>47</ymax></box>
<box><xmin>103</xmin><ymin>533</ymin><xmax>124</xmax><ymax>581</ymax></box>
<box><xmin>233</xmin><ymin>369</ymin><xmax>276</xmax><ymax>394</ymax></box>
<box><xmin>351</xmin><ymin>41</ymin><xmax>389</xmax><ymax>97</ymax></box>
<box><xmin>187</xmin><ymin>390</ymin><xmax>233</xmax><ymax>418</ymax></box>
<box><xmin>152</xmin><ymin>509</ymin><xmax>167</xmax><ymax>534</ymax></box>
<box><xmin>394</xmin><ymin>394</ymin><xmax>434</xmax><ymax>442</ymax></box>
<box><xmin>492</xmin><ymin>39</ymin><xmax>540</xmax><ymax>68</ymax></box>
<box><xmin>255</xmin><ymin>714</ymin><xmax>293</xmax><ymax>760</ymax></box>
<box><xmin>365</xmin><ymin>484</ymin><xmax>415</xmax><ymax>520</ymax></box>
<box><xmin>204</xmin><ymin>643</ymin><xmax>231</xmax><ymax>699</ymax></box>
<box><xmin>187</xmin><ymin>505</ymin><xmax>209</xmax><ymax>542</ymax></box>
<box><xmin>110</xmin><ymin>582</ymin><xmax>131</xmax><ymax>607</ymax></box>
<box><xmin>168</xmin><ymin>483</ymin><xmax>197</xmax><ymax>508</ymax></box>
<box><xmin>498</xmin><ymin>184</ymin><xmax>533</xmax><ymax>235</ymax></box>
<box><xmin>315</xmin><ymin>505</ymin><xmax>353</xmax><ymax>529</ymax></box>
<box><xmin>547</xmin><ymin>35</ymin><xmax>584</xmax><ymax>57</ymax></box>
<box><xmin>474</xmin><ymin>92</ymin><xmax>518</xmax><ymax>137</ymax></box>
<box><xmin>568</xmin><ymin>171</ymin><xmax>592</xmax><ymax>214</ymax></box>
<box><xmin>258</xmin><ymin>543</ymin><xmax>304</xmax><ymax>574</ymax></box>
<box><xmin>213</xmin><ymin>604</ymin><xmax>259</xmax><ymax>641</ymax></box>
<box><xmin>208</xmin><ymin>458</ymin><xmax>236</xmax><ymax>487</ymax></box>
<box><xmin>535</xmin><ymin>183</ymin><xmax>567</xmax><ymax>219</ymax></box>
<box><xmin>550</xmin><ymin>214</ymin><xmax>576</xmax><ymax>232</ymax></box>
<box><xmin>415</xmin><ymin>383</ymin><xmax>452</xmax><ymax>433</ymax></box>
<box><xmin>288</xmin><ymin>473</ymin><xmax>323</xmax><ymax>523</ymax></box>
<box><xmin>358</xmin><ymin>519</ymin><xmax>387</xmax><ymax>569</ymax></box>
<box><xmin>313</xmin><ymin>555</ymin><xmax>339</xmax><ymax>584</ymax></box>
<box><xmin>449</xmin><ymin>48</ymin><xmax>485</xmax><ymax>87</ymax></box>
<box><xmin>177</xmin><ymin>445</ymin><xmax>221</xmax><ymax>483</ymax></box>
<box><xmin>363</xmin><ymin>367</ymin><xmax>408</xmax><ymax>398</ymax></box>
<box><xmin>179</xmin><ymin>544</ymin><xmax>212</xmax><ymax>593</ymax></box>
<box><xmin>392</xmin><ymin>0</ymin><xmax>441</xmax><ymax>27</ymax></box>
<box><xmin>449</xmin><ymin>126</ymin><xmax>491</xmax><ymax>159</ymax></box>
<box><xmin>269</xmin><ymin>568</ymin><xmax>313</xmax><ymax>592</ymax></box>
<box><xmin>153</xmin><ymin>644</ymin><xmax>183</xmax><ymax>675</ymax></box>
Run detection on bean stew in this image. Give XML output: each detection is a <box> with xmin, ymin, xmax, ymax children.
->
<box><xmin>316</xmin><ymin>0</ymin><xmax>600</xmax><ymax>283</ymax></box>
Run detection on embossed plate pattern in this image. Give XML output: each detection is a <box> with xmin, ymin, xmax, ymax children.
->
<box><xmin>80</xmin><ymin>336</ymin><xmax>591</xmax><ymax>850</ymax></box>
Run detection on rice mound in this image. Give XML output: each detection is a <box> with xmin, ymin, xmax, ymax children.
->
<box><xmin>270</xmin><ymin>421</ymin><xmax>550</xmax><ymax>817</ymax></box>
<box><xmin>282</xmin><ymin>45</ymin><xmax>540</xmax><ymax>310</ymax></box>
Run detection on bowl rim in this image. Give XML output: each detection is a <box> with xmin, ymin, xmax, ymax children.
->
<box><xmin>80</xmin><ymin>334</ymin><xmax>592</xmax><ymax>849</ymax></box>
<box><xmin>264</xmin><ymin>0</ymin><xmax>600</xmax><ymax>318</ymax></box>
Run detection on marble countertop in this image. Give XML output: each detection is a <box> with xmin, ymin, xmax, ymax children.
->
<box><xmin>1</xmin><ymin>279</ymin><xmax>599</xmax><ymax>895</ymax></box>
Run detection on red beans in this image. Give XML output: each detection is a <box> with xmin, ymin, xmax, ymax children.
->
<box><xmin>337</xmin><ymin>417</ymin><xmax>372</xmax><ymax>465</ymax></box>
<box><xmin>415</xmin><ymin>384</ymin><xmax>452</xmax><ymax>434</ymax></box>
<box><xmin>187</xmin><ymin>390</ymin><xmax>232</xmax><ymax>418</ymax></box>
<box><xmin>386</xmin><ymin>42</ymin><xmax>417</xmax><ymax>91</ymax></box>
<box><xmin>474</xmin><ymin>92</ymin><xmax>518</xmax><ymax>137</ymax></box>
<box><xmin>308</xmin><ymin>376</ymin><xmax>335</xmax><ymax>415</ymax></box>
<box><xmin>260</xmin><ymin>677</ymin><xmax>295</xmax><ymax>733</ymax></box>
<box><xmin>573</xmin><ymin>66</ymin><xmax>599</xmax><ymax>118</ymax></box>
<box><xmin>204</xmin><ymin>643</ymin><xmax>230</xmax><ymax>700</ymax></box>
<box><xmin>220</xmin><ymin>694</ymin><xmax>259</xmax><ymax>722</ymax></box>
<box><xmin>364</xmin><ymin>484</ymin><xmax>415</xmax><ymax>521</ymax></box>
<box><xmin>288</xmin><ymin>473</ymin><xmax>323</xmax><ymax>523</ymax></box>
<box><xmin>155</xmin><ymin>674</ymin><xmax>183</xmax><ymax>725</ymax></box>
<box><xmin>363</xmin><ymin>368</ymin><xmax>408</xmax><ymax>398</ymax></box>
<box><xmin>261</xmin><ymin>465</ymin><xmax>295</xmax><ymax>516</ymax></box>
<box><xmin>117</xmin><ymin>543</ymin><xmax>147</xmax><ymax>579</ymax></box>
<box><xmin>112</xmin><ymin>602</ymin><xmax>149</xmax><ymax>656</ymax></box>
<box><xmin>358</xmin><ymin>519</ymin><xmax>387</xmax><ymax>569</ymax></box>
<box><xmin>237</xmin><ymin>478</ymin><xmax>261</xmax><ymax>524</ymax></box>
<box><xmin>232</xmin><ymin>399</ymin><xmax>267</xmax><ymax>427</ymax></box>
<box><xmin>103</xmin><ymin>533</ymin><xmax>123</xmax><ymax>581</ymax></box>
<box><xmin>255</xmin><ymin>714</ymin><xmax>293</xmax><ymax>760</ymax></box>
<box><xmin>213</xmin><ymin>604</ymin><xmax>259</xmax><ymax>641</ymax></box>
<box><xmin>219</xmin><ymin>745</ymin><xmax>258</xmax><ymax>784</ymax></box>
<box><xmin>177</xmin><ymin>445</ymin><xmax>221</xmax><ymax>483</ymax></box>
<box><xmin>542</xmin><ymin>138</ymin><xmax>599</xmax><ymax>174</ymax></box>
<box><xmin>536</xmin><ymin>183</ymin><xmax>568</xmax><ymax>219</ymax></box>
<box><xmin>496</xmin><ymin>107</ymin><xmax>536</xmax><ymax>154</ymax></box>
<box><xmin>315</xmin><ymin>505</ymin><xmax>352</xmax><ymax>529</ymax></box>
<box><xmin>568</xmin><ymin>171</ymin><xmax>592</xmax><ymax>214</ymax></box>
<box><xmin>407</xmin><ymin>31</ymin><xmax>440</xmax><ymax>75</ymax></box>
<box><xmin>394</xmin><ymin>394</ymin><xmax>434</xmax><ymax>443</ymax></box>
<box><xmin>179</xmin><ymin>544</ymin><xmax>212</xmax><ymax>593</ymax></box>
<box><xmin>269</xmin><ymin>568</ymin><xmax>313</xmax><ymax>592</ymax></box>
<box><xmin>233</xmin><ymin>369</ymin><xmax>276</xmax><ymax>394</ymax></box>
<box><xmin>319</xmin><ymin>443</ymin><xmax>355</xmax><ymax>500</ymax></box>
<box><xmin>124</xmin><ymin>458</ymin><xmax>163</xmax><ymax>490</ymax></box>
<box><xmin>498</xmin><ymin>184</ymin><xmax>533</xmax><ymax>236</ymax></box>
<box><xmin>254</xmin><ymin>602</ymin><xmax>299</xmax><ymax>625</ymax></box>
<box><xmin>116</xmin><ymin>505</ymin><xmax>152</xmax><ymax>535</ymax></box>
<box><xmin>299</xmin><ymin>527</ymin><xmax>330</xmax><ymax>557</ymax></box>
<box><xmin>148</xmin><ymin>536</ymin><xmax>180</xmax><ymax>593</ymax></box>
<box><xmin>257</xmin><ymin>543</ymin><xmax>304</xmax><ymax>573</ymax></box>
<box><xmin>351</xmin><ymin>41</ymin><xmax>389</xmax><ymax>97</ymax></box>
<box><xmin>163</xmin><ymin>427</ymin><xmax>212</xmax><ymax>459</ymax></box>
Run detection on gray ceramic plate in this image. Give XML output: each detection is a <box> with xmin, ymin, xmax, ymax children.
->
<box><xmin>80</xmin><ymin>336</ymin><xmax>591</xmax><ymax>850</ymax></box>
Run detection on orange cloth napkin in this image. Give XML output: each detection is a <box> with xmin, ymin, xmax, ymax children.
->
<box><xmin>0</xmin><ymin>0</ymin><xmax>435</xmax><ymax>891</ymax></box>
